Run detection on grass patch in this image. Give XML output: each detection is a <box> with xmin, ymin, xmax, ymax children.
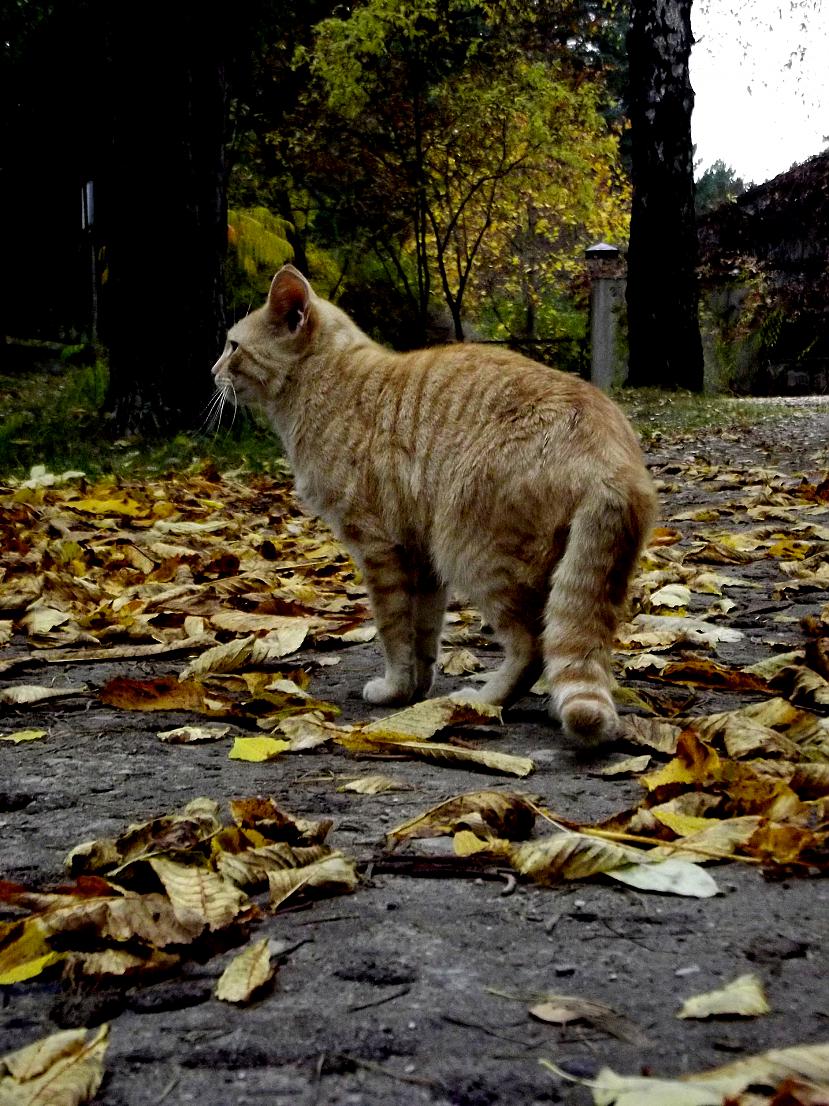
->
<box><xmin>616</xmin><ymin>388</ymin><xmax>827</xmax><ymax>443</ymax></box>
<box><xmin>0</xmin><ymin>355</ymin><xmax>285</xmax><ymax>481</ymax></box>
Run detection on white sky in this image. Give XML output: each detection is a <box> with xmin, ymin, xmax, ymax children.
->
<box><xmin>691</xmin><ymin>0</ymin><xmax>829</xmax><ymax>185</ymax></box>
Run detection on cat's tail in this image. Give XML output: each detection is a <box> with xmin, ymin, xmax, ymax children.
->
<box><xmin>543</xmin><ymin>469</ymin><xmax>655</xmax><ymax>743</ymax></box>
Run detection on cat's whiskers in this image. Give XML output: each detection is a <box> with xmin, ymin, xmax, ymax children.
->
<box><xmin>200</xmin><ymin>383</ymin><xmax>237</xmax><ymax>435</ymax></box>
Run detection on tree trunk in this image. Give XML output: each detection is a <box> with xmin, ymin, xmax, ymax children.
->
<box><xmin>100</xmin><ymin>5</ymin><xmax>229</xmax><ymax>435</ymax></box>
<box><xmin>626</xmin><ymin>0</ymin><xmax>704</xmax><ymax>390</ymax></box>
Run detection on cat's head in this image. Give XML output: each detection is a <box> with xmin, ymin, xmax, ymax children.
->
<box><xmin>210</xmin><ymin>265</ymin><xmax>316</xmax><ymax>415</ymax></box>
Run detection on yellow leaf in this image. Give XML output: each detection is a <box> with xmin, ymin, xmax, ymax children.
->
<box><xmin>511</xmin><ymin>832</ymin><xmax>638</xmax><ymax>883</ymax></box>
<box><xmin>439</xmin><ymin>648</ymin><xmax>483</xmax><ymax>676</ymax></box>
<box><xmin>641</xmin><ymin>732</ymin><xmax>721</xmax><ymax>791</ymax></box>
<box><xmin>599</xmin><ymin>755</ymin><xmax>652</xmax><ymax>777</ymax></box>
<box><xmin>362</xmin><ymin>695</ymin><xmax>502</xmax><ymax>738</ymax></box>
<box><xmin>179</xmin><ymin>635</ymin><xmax>258</xmax><ymax>680</ymax></box>
<box><xmin>218</xmin><ymin>843</ymin><xmax>330</xmax><ymax>889</ymax></box>
<box><xmin>650</xmin><ymin>810</ymin><xmax>712</xmax><ymax>836</ymax></box>
<box><xmin>267</xmin><ymin>853</ymin><xmax>358</xmax><ymax>910</ymax></box>
<box><xmin>0</xmin><ymin>920</ymin><xmax>63</xmax><ymax>984</ymax></box>
<box><xmin>339</xmin><ymin>734</ymin><xmax>534</xmax><ymax>777</ymax></box>
<box><xmin>70</xmin><ymin>493</ymin><xmax>145</xmax><ymax>515</ymax></box>
<box><xmin>338</xmin><ymin>774</ymin><xmax>409</xmax><ymax>794</ymax></box>
<box><xmin>229</xmin><ymin>736</ymin><xmax>291</xmax><ymax>761</ymax></box>
<box><xmin>276</xmin><ymin>712</ymin><xmax>340</xmax><ymax>749</ymax></box>
<box><xmin>622</xmin><ymin>716</ymin><xmax>682</xmax><ymax>754</ymax></box>
<box><xmin>648</xmin><ymin>584</ymin><xmax>691</xmax><ymax>610</ymax></box>
<box><xmin>453</xmin><ymin>830</ymin><xmax>495</xmax><ymax>856</ymax></box>
<box><xmin>0</xmin><ymin>1024</ymin><xmax>109</xmax><ymax>1106</ymax></box>
<box><xmin>649</xmin><ymin>816</ymin><xmax>763</xmax><ymax>863</ymax></box>
<box><xmin>0</xmin><ymin>729</ymin><xmax>48</xmax><ymax>744</ymax></box>
<box><xmin>148</xmin><ymin>859</ymin><xmax>248</xmax><ymax>931</ymax></box>
<box><xmin>215</xmin><ymin>938</ymin><xmax>275</xmax><ymax>1004</ymax></box>
<box><xmin>677</xmin><ymin>973</ymin><xmax>770</xmax><ymax>1019</ymax></box>
<box><xmin>387</xmin><ymin>790</ymin><xmax>536</xmax><ymax>843</ymax></box>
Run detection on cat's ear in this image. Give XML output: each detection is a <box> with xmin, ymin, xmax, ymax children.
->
<box><xmin>268</xmin><ymin>265</ymin><xmax>312</xmax><ymax>335</ymax></box>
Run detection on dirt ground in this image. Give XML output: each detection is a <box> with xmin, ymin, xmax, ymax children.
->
<box><xmin>2</xmin><ymin>407</ymin><xmax>829</xmax><ymax>1106</ymax></box>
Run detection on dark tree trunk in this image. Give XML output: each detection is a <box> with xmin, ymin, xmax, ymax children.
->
<box><xmin>626</xmin><ymin>0</ymin><xmax>704</xmax><ymax>390</ymax></box>
<box><xmin>100</xmin><ymin>5</ymin><xmax>229</xmax><ymax>435</ymax></box>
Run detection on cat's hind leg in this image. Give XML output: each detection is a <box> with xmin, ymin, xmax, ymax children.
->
<box><xmin>457</xmin><ymin>595</ymin><xmax>543</xmax><ymax>706</ymax></box>
<box><xmin>412</xmin><ymin>572</ymin><xmax>448</xmax><ymax>699</ymax></box>
<box><xmin>359</xmin><ymin>545</ymin><xmax>421</xmax><ymax>706</ymax></box>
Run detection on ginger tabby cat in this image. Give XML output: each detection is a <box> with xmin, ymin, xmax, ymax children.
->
<box><xmin>211</xmin><ymin>265</ymin><xmax>656</xmax><ymax>743</ymax></box>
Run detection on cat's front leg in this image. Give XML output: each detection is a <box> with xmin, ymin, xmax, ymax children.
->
<box><xmin>359</xmin><ymin>546</ymin><xmax>420</xmax><ymax>706</ymax></box>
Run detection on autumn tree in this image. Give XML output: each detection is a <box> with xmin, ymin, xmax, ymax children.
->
<box><xmin>625</xmin><ymin>0</ymin><xmax>704</xmax><ymax>390</ymax></box>
<box><xmin>288</xmin><ymin>0</ymin><xmax>630</xmax><ymax>343</ymax></box>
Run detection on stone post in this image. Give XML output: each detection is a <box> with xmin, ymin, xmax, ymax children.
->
<box><xmin>585</xmin><ymin>242</ymin><xmax>627</xmax><ymax>390</ymax></box>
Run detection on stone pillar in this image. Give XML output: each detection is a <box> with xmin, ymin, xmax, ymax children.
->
<box><xmin>585</xmin><ymin>242</ymin><xmax>627</xmax><ymax>390</ymax></box>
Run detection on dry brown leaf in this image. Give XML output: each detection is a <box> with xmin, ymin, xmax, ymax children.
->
<box><xmin>439</xmin><ymin>648</ymin><xmax>483</xmax><ymax>676</ymax></box>
<box><xmin>215</xmin><ymin>938</ymin><xmax>275</xmax><ymax>1004</ymax></box>
<box><xmin>157</xmin><ymin>724</ymin><xmax>231</xmax><ymax>744</ymax></box>
<box><xmin>267</xmin><ymin>853</ymin><xmax>358</xmax><ymax>910</ymax></box>
<box><xmin>0</xmin><ymin>1024</ymin><xmax>108</xmax><ymax>1106</ymax></box>
<box><xmin>98</xmin><ymin>676</ymin><xmax>209</xmax><ymax>713</ymax></box>
<box><xmin>622</xmin><ymin>716</ymin><xmax>683</xmax><ymax>754</ymax></box>
<box><xmin>387</xmin><ymin>790</ymin><xmax>536</xmax><ymax>843</ymax></box>
<box><xmin>0</xmin><ymin>684</ymin><xmax>86</xmax><ymax>706</ymax></box>
<box><xmin>338</xmin><ymin>775</ymin><xmax>410</xmax><ymax>795</ymax></box>
<box><xmin>530</xmin><ymin>995</ymin><xmax>651</xmax><ymax>1046</ymax></box>
<box><xmin>148</xmin><ymin>858</ymin><xmax>248</xmax><ymax>931</ymax></box>
<box><xmin>362</xmin><ymin>695</ymin><xmax>502</xmax><ymax>738</ymax></box>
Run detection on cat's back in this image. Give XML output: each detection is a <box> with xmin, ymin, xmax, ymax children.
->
<box><xmin>375</xmin><ymin>341</ymin><xmax>641</xmax><ymax>461</ymax></box>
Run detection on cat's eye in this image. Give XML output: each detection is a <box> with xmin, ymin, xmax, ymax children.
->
<box><xmin>229</xmin><ymin>340</ymin><xmax>239</xmax><ymax>353</ymax></box>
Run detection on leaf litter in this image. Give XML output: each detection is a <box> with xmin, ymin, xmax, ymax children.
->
<box><xmin>3</xmin><ymin>450</ymin><xmax>829</xmax><ymax>1092</ymax></box>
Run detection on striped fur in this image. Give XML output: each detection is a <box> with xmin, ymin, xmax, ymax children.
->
<box><xmin>212</xmin><ymin>265</ymin><xmax>657</xmax><ymax>743</ymax></box>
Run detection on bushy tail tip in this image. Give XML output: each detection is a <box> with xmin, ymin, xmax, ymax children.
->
<box><xmin>555</xmin><ymin>690</ymin><xmax>619</xmax><ymax>745</ymax></box>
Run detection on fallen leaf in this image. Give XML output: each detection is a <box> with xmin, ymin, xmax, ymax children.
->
<box><xmin>267</xmin><ymin>853</ymin><xmax>358</xmax><ymax>909</ymax></box>
<box><xmin>0</xmin><ymin>1024</ymin><xmax>108</xmax><ymax>1106</ymax></box>
<box><xmin>599</xmin><ymin>755</ymin><xmax>652</xmax><ymax>777</ymax></box>
<box><xmin>338</xmin><ymin>775</ymin><xmax>411</xmax><ymax>795</ymax></box>
<box><xmin>228</xmin><ymin>736</ymin><xmax>292</xmax><ymax>761</ymax></box>
<box><xmin>530</xmin><ymin>995</ymin><xmax>650</xmax><ymax>1046</ymax></box>
<box><xmin>388</xmin><ymin>790</ymin><xmax>536</xmax><ymax>843</ymax></box>
<box><xmin>677</xmin><ymin>973</ymin><xmax>770</xmax><ymax>1019</ymax></box>
<box><xmin>439</xmin><ymin>648</ymin><xmax>483</xmax><ymax>676</ymax></box>
<box><xmin>148</xmin><ymin>858</ymin><xmax>248</xmax><ymax>931</ymax></box>
<box><xmin>0</xmin><ymin>685</ymin><xmax>86</xmax><ymax>705</ymax></box>
<box><xmin>0</xmin><ymin>729</ymin><xmax>48</xmax><ymax>744</ymax></box>
<box><xmin>362</xmin><ymin>695</ymin><xmax>502</xmax><ymax>738</ymax></box>
<box><xmin>99</xmin><ymin>676</ymin><xmax>208</xmax><ymax>713</ymax></box>
<box><xmin>215</xmin><ymin>938</ymin><xmax>275</xmax><ymax>1003</ymax></box>
<box><xmin>157</xmin><ymin>724</ymin><xmax>231</xmax><ymax>744</ymax></box>
<box><xmin>607</xmin><ymin>858</ymin><xmax>720</xmax><ymax>898</ymax></box>
<box><xmin>511</xmin><ymin>832</ymin><xmax>640</xmax><ymax>883</ymax></box>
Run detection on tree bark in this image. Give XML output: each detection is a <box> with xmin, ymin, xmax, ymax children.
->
<box><xmin>626</xmin><ymin>0</ymin><xmax>704</xmax><ymax>390</ymax></box>
<box><xmin>100</xmin><ymin>5</ymin><xmax>229</xmax><ymax>435</ymax></box>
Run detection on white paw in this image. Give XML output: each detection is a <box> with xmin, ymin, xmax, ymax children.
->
<box><xmin>362</xmin><ymin>678</ymin><xmax>412</xmax><ymax>706</ymax></box>
<box><xmin>451</xmin><ymin>685</ymin><xmax>486</xmax><ymax>702</ymax></box>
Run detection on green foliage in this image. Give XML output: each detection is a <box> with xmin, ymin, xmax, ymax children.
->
<box><xmin>0</xmin><ymin>358</ymin><xmax>109</xmax><ymax>475</ymax></box>
<box><xmin>0</xmin><ymin>357</ymin><xmax>284</xmax><ymax>480</ymax></box>
<box><xmin>285</xmin><ymin>1</ymin><xmax>630</xmax><ymax>342</ymax></box>
<box><xmin>226</xmin><ymin>207</ymin><xmax>294</xmax><ymax>318</ymax></box>
<box><xmin>695</xmin><ymin>159</ymin><xmax>748</xmax><ymax>214</ymax></box>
